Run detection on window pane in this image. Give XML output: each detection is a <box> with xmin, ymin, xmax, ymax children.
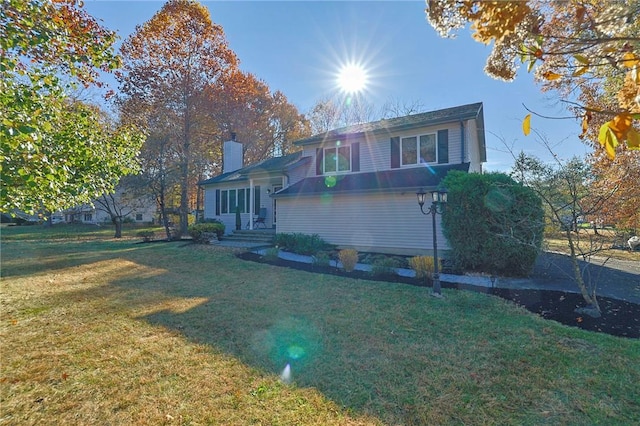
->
<box><xmin>229</xmin><ymin>189</ymin><xmax>237</xmax><ymax>212</ymax></box>
<box><xmin>238</xmin><ymin>189</ymin><xmax>245</xmax><ymax>213</ymax></box>
<box><xmin>324</xmin><ymin>148</ymin><xmax>337</xmax><ymax>172</ymax></box>
<box><xmin>401</xmin><ymin>137</ymin><xmax>417</xmax><ymax>165</ymax></box>
<box><xmin>221</xmin><ymin>190</ymin><xmax>228</xmax><ymax>214</ymax></box>
<box><xmin>338</xmin><ymin>146</ymin><xmax>350</xmax><ymax>171</ymax></box>
<box><xmin>246</xmin><ymin>188</ymin><xmax>251</xmax><ymax>213</ymax></box>
<box><xmin>420</xmin><ymin>134</ymin><xmax>436</xmax><ymax>163</ymax></box>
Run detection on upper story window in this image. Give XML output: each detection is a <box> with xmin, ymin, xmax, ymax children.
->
<box><xmin>323</xmin><ymin>145</ymin><xmax>351</xmax><ymax>174</ymax></box>
<box><xmin>391</xmin><ymin>130</ymin><xmax>448</xmax><ymax>169</ymax></box>
<box><xmin>316</xmin><ymin>142</ymin><xmax>360</xmax><ymax>176</ymax></box>
<box><xmin>401</xmin><ymin>133</ymin><xmax>437</xmax><ymax>165</ymax></box>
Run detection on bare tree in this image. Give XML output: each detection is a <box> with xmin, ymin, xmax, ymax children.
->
<box><xmin>509</xmin><ymin>133</ymin><xmax>619</xmax><ymax>316</ymax></box>
<box><xmin>379</xmin><ymin>98</ymin><xmax>426</xmax><ymax>119</ymax></box>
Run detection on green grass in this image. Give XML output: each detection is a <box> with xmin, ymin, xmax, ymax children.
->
<box><xmin>1</xmin><ymin>225</ymin><xmax>639</xmax><ymax>425</ymax></box>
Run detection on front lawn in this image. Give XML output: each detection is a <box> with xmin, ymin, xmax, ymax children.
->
<box><xmin>1</xmin><ymin>225</ymin><xmax>638</xmax><ymax>424</ymax></box>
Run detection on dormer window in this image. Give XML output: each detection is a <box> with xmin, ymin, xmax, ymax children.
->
<box><xmin>401</xmin><ymin>133</ymin><xmax>437</xmax><ymax>165</ymax></box>
<box><xmin>323</xmin><ymin>145</ymin><xmax>351</xmax><ymax>173</ymax></box>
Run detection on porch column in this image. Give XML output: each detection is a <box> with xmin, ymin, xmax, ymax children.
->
<box><xmin>249</xmin><ymin>178</ymin><xmax>254</xmax><ymax>230</ymax></box>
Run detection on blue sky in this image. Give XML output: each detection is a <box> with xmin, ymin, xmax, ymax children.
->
<box><xmin>84</xmin><ymin>0</ymin><xmax>590</xmax><ymax>171</ymax></box>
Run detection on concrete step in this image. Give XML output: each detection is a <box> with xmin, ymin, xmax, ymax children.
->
<box><xmin>222</xmin><ymin>229</ymin><xmax>275</xmax><ymax>244</ymax></box>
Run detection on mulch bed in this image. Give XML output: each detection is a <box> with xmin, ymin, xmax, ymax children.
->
<box><xmin>236</xmin><ymin>252</ymin><xmax>640</xmax><ymax>339</ymax></box>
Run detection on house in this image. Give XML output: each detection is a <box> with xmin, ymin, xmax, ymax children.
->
<box><xmin>200</xmin><ymin>102</ymin><xmax>486</xmax><ymax>255</ymax></box>
<box><xmin>61</xmin><ymin>185</ymin><xmax>157</xmax><ymax>225</ymax></box>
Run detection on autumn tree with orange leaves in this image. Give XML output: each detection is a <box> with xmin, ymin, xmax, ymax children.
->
<box><xmin>425</xmin><ymin>0</ymin><xmax>640</xmax><ymax>159</ymax></box>
<box><xmin>207</xmin><ymin>70</ymin><xmax>310</xmax><ymax>167</ymax></box>
<box><xmin>117</xmin><ymin>0</ymin><xmax>238</xmax><ymax>235</ymax></box>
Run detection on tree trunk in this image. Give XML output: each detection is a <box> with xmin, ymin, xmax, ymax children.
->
<box><xmin>566</xmin><ymin>230</ymin><xmax>600</xmax><ymax>315</ymax></box>
<box><xmin>113</xmin><ymin>216</ymin><xmax>123</xmax><ymax>238</ymax></box>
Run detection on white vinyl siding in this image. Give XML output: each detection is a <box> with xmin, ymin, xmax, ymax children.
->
<box><xmin>276</xmin><ymin>192</ymin><xmax>449</xmax><ymax>254</ymax></box>
<box><xmin>466</xmin><ymin>118</ymin><xmax>482</xmax><ymax>172</ymax></box>
<box><xmin>302</xmin><ymin>123</ymin><xmax>464</xmax><ymax>177</ymax></box>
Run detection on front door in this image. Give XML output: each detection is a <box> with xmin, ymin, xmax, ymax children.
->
<box><xmin>272</xmin><ymin>185</ymin><xmax>282</xmax><ymax>226</ymax></box>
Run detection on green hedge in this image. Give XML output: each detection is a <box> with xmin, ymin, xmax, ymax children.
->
<box><xmin>273</xmin><ymin>233</ymin><xmax>333</xmax><ymax>256</ymax></box>
<box><xmin>188</xmin><ymin>222</ymin><xmax>225</xmax><ymax>242</ymax></box>
<box><xmin>442</xmin><ymin>171</ymin><xmax>544</xmax><ymax>277</ymax></box>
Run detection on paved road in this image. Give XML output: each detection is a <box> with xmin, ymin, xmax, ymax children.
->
<box><xmin>497</xmin><ymin>252</ymin><xmax>640</xmax><ymax>304</ymax></box>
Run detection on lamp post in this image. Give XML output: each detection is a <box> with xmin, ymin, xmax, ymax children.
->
<box><xmin>416</xmin><ymin>187</ymin><xmax>448</xmax><ymax>297</ymax></box>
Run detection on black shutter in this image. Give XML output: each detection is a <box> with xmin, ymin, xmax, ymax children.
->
<box><xmin>316</xmin><ymin>148</ymin><xmax>323</xmax><ymax>175</ymax></box>
<box><xmin>390</xmin><ymin>137</ymin><xmax>400</xmax><ymax>168</ymax></box>
<box><xmin>351</xmin><ymin>142</ymin><xmax>360</xmax><ymax>172</ymax></box>
<box><xmin>215</xmin><ymin>189</ymin><xmax>220</xmax><ymax>216</ymax></box>
<box><xmin>437</xmin><ymin>129</ymin><xmax>449</xmax><ymax>164</ymax></box>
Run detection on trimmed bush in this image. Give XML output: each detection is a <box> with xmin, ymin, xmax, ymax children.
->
<box><xmin>273</xmin><ymin>233</ymin><xmax>332</xmax><ymax>256</ymax></box>
<box><xmin>442</xmin><ymin>171</ymin><xmax>544</xmax><ymax>277</ymax></box>
<box><xmin>312</xmin><ymin>251</ymin><xmax>332</xmax><ymax>268</ymax></box>
<box><xmin>263</xmin><ymin>247</ymin><xmax>280</xmax><ymax>261</ymax></box>
<box><xmin>338</xmin><ymin>249</ymin><xmax>359</xmax><ymax>272</ymax></box>
<box><xmin>370</xmin><ymin>256</ymin><xmax>400</xmax><ymax>277</ymax></box>
<box><xmin>409</xmin><ymin>255</ymin><xmax>439</xmax><ymax>279</ymax></box>
<box><xmin>188</xmin><ymin>222</ymin><xmax>225</xmax><ymax>243</ymax></box>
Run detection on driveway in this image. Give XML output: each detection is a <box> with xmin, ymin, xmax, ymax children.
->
<box><xmin>509</xmin><ymin>251</ymin><xmax>640</xmax><ymax>304</ymax></box>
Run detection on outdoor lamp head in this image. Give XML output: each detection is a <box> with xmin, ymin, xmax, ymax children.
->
<box><xmin>416</xmin><ymin>189</ymin><xmax>426</xmax><ymax>207</ymax></box>
<box><xmin>439</xmin><ymin>188</ymin><xmax>448</xmax><ymax>204</ymax></box>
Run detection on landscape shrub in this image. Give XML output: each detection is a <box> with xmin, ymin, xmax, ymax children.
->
<box><xmin>136</xmin><ymin>230</ymin><xmax>155</xmax><ymax>242</ymax></box>
<box><xmin>263</xmin><ymin>246</ymin><xmax>280</xmax><ymax>261</ymax></box>
<box><xmin>188</xmin><ymin>222</ymin><xmax>225</xmax><ymax>242</ymax></box>
<box><xmin>338</xmin><ymin>249</ymin><xmax>359</xmax><ymax>272</ymax></box>
<box><xmin>370</xmin><ymin>256</ymin><xmax>400</xmax><ymax>277</ymax></box>
<box><xmin>409</xmin><ymin>255</ymin><xmax>438</xmax><ymax>279</ymax></box>
<box><xmin>312</xmin><ymin>251</ymin><xmax>332</xmax><ymax>268</ymax></box>
<box><xmin>273</xmin><ymin>233</ymin><xmax>332</xmax><ymax>255</ymax></box>
<box><xmin>235</xmin><ymin>207</ymin><xmax>241</xmax><ymax>230</ymax></box>
<box><xmin>442</xmin><ymin>171</ymin><xmax>544</xmax><ymax>277</ymax></box>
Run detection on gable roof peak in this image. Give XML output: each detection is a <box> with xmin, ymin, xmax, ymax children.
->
<box><xmin>295</xmin><ymin>102</ymin><xmax>483</xmax><ymax>146</ymax></box>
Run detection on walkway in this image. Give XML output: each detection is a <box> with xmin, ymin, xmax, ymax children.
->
<box><xmin>230</xmin><ymin>244</ymin><xmax>639</xmax><ymax>305</ymax></box>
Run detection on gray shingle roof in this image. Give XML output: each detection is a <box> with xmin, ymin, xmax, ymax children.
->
<box><xmin>273</xmin><ymin>163</ymin><xmax>470</xmax><ymax>197</ymax></box>
<box><xmin>295</xmin><ymin>102</ymin><xmax>484</xmax><ymax>146</ymax></box>
<box><xmin>199</xmin><ymin>152</ymin><xmax>309</xmax><ymax>185</ymax></box>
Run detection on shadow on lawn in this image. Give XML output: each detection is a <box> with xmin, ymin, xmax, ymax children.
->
<box><xmin>87</xmin><ymin>244</ymin><xmax>638</xmax><ymax>424</ymax></box>
<box><xmin>235</xmin><ymin>251</ymin><xmax>640</xmax><ymax>339</ymax></box>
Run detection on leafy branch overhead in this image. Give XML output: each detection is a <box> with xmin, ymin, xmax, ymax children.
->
<box><xmin>1</xmin><ymin>0</ymin><xmax>145</xmax><ymax>214</ymax></box>
<box><xmin>426</xmin><ymin>0</ymin><xmax>640</xmax><ymax>159</ymax></box>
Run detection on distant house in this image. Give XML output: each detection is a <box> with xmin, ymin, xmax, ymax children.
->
<box><xmin>62</xmin><ymin>185</ymin><xmax>157</xmax><ymax>225</ymax></box>
<box><xmin>200</xmin><ymin>102</ymin><xmax>486</xmax><ymax>255</ymax></box>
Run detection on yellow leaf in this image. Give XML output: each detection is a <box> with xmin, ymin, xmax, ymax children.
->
<box><xmin>627</xmin><ymin>128</ymin><xmax>640</xmax><ymax>149</ymax></box>
<box><xmin>609</xmin><ymin>113</ymin><xmax>632</xmax><ymax>140</ymax></box>
<box><xmin>542</xmin><ymin>71</ymin><xmax>562</xmax><ymax>81</ymax></box>
<box><xmin>598</xmin><ymin>122</ymin><xmax>610</xmax><ymax>147</ymax></box>
<box><xmin>522</xmin><ymin>114</ymin><xmax>531</xmax><ymax>136</ymax></box>
<box><xmin>573</xmin><ymin>54</ymin><xmax>589</xmax><ymax>65</ymax></box>
<box><xmin>572</xmin><ymin>66</ymin><xmax>589</xmax><ymax>77</ymax></box>
<box><xmin>622</xmin><ymin>52</ymin><xmax>640</xmax><ymax>68</ymax></box>
<box><xmin>604</xmin><ymin>129</ymin><xmax>618</xmax><ymax>160</ymax></box>
<box><xmin>599</xmin><ymin>124</ymin><xmax>619</xmax><ymax>160</ymax></box>
<box><xmin>579</xmin><ymin>112</ymin><xmax>591</xmax><ymax>139</ymax></box>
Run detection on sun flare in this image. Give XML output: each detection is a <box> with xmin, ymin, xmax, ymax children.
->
<box><xmin>337</xmin><ymin>63</ymin><xmax>369</xmax><ymax>94</ymax></box>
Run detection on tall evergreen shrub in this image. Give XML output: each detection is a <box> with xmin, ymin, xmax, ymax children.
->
<box><xmin>442</xmin><ymin>171</ymin><xmax>544</xmax><ymax>276</ymax></box>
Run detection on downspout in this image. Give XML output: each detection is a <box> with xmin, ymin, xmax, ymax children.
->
<box><xmin>460</xmin><ymin>121</ymin><xmax>465</xmax><ymax>164</ymax></box>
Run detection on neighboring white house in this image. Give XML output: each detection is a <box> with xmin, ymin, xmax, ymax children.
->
<box><xmin>61</xmin><ymin>185</ymin><xmax>157</xmax><ymax>225</ymax></box>
<box><xmin>200</xmin><ymin>102</ymin><xmax>486</xmax><ymax>255</ymax></box>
